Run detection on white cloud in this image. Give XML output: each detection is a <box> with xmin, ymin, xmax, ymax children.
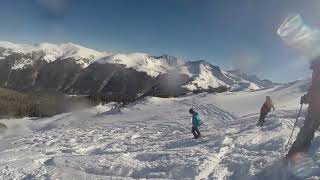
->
<box><xmin>277</xmin><ymin>14</ymin><xmax>320</xmax><ymax>61</ymax></box>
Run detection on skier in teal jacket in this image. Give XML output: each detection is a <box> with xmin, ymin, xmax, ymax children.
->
<box><xmin>189</xmin><ymin>108</ymin><xmax>201</xmax><ymax>139</ymax></box>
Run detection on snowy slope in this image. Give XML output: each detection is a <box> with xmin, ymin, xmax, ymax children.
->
<box><xmin>0</xmin><ymin>41</ymin><xmax>110</xmax><ymax>68</ymax></box>
<box><xmin>0</xmin><ymin>79</ymin><xmax>316</xmax><ymax>180</ymax></box>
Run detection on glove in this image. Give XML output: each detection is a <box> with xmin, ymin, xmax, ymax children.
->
<box><xmin>200</xmin><ymin>121</ymin><xmax>204</xmax><ymax>126</ymax></box>
<box><xmin>300</xmin><ymin>94</ymin><xmax>309</xmax><ymax>104</ymax></box>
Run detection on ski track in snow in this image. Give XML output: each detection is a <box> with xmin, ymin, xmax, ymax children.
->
<box><xmin>0</xmin><ymin>81</ymin><xmax>319</xmax><ymax>180</ymax></box>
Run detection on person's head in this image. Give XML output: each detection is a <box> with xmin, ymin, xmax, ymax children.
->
<box><xmin>189</xmin><ymin>108</ymin><xmax>194</xmax><ymax>114</ymax></box>
<box><xmin>266</xmin><ymin>96</ymin><xmax>271</xmax><ymax>101</ymax></box>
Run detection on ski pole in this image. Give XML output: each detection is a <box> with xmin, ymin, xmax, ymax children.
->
<box><xmin>283</xmin><ymin>104</ymin><xmax>303</xmax><ymax>154</ymax></box>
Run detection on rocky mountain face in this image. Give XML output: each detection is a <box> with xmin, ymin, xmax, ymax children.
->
<box><xmin>227</xmin><ymin>69</ymin><xmax>278</xmax><ymax>90</ymax></box>
<box><xmin>0</xmin><ymin>42</ymin><xmax>277</xmax><ymax>100</ymax></box>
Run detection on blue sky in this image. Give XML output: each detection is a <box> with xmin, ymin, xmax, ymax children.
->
<box><xmin>0</xmin><ymin>0</ymin><xmax>319</xmax><ymax>82</ymax></box>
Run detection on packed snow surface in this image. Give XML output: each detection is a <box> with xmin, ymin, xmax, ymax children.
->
<box><xmin>0</xmin><ymin>80</ymin><xmax>315</xmax><ymax>179</ymax></box>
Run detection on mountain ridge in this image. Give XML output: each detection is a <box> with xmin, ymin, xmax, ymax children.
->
<box><xmin>0</xmin><ymin>41</ymin><xmax>278</xmax><ymax>98</ymax></box>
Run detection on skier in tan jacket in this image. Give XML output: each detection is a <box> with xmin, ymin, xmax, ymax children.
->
<box><xmin>257</xmin><ymin>96</ymin><xmax>275</xmax><ymax>127</ymax></box>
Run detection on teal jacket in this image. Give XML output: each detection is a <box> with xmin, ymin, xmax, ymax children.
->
<box><xmin>192</xmin><ymin>112</ymin><xmax>201</xmax><ymax>127</ymax></box>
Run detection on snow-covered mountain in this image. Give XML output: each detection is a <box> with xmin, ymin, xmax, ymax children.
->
<box><xmin>95</xmin><ymin>53</ymin><xmax>273</xmax><ymax>91</ymax></box>
<box><xmin>95</xmin><ymin>53</ymin><xmax>184</xmax><ymax>77</ymax></box>
<box><xmin>182</xmin><ymin>61</ymin><xmax>265</xmax><ymax>91</ymax></box>
<box><xmin>0</xmin><ymin>41</ymin><xmax>276</xmax><ymax>97</ymax></box>
<box><xmin>226</xmin><ymin>69</ymin><xmax>277</xmax><ymax>90</ymax></box>
<box><xmin>0</xmin><ymin>41</ymin><xmax>110</xmax><ymax>68</ymax></box>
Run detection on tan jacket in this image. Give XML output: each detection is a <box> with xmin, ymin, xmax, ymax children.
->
<box><xmin>261</xmin><ymin>99</ymin><xmax>274</xmax><ymax>114</ymax></box>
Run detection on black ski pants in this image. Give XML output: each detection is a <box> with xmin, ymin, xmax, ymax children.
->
<box><xmin>192</xmin><ymin>126</ymin><xmax>201</xmax><ymax>138</ymax></box>
<box><xmin>257</xmin><ymin>112</ymin><xmax>268</xmax><ymax>127</ymax></box>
